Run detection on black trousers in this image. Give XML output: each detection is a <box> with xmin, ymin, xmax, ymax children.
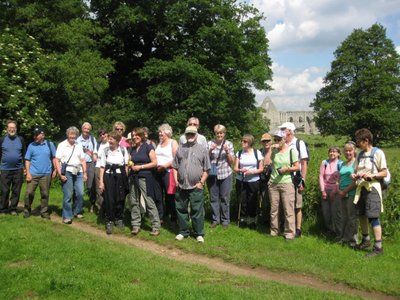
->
<box><xmin>0</xmin><ymin>169</ymin><xmax>24</xmax><ymax>213</ymax></box>
<box><xmin>103</xmin><ymin>173</ymin><xmax>127</xmax><ymax>222</ymax></box>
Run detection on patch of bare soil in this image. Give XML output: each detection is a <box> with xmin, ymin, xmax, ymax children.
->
<box><xmin>52</xmin><ymin>216</ymin><xmax>395</xmax><ymax>300</ymax></box>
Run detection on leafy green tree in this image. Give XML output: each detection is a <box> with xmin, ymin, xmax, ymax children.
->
<box><xmin>91</xmin><ymin>0</ymin><xmax>272</xmax><ymax>136</ymax></box>
<box><xmin>0</xmin><ymin>30</ymin><xmax>58</xmax><ymax>138</ymax></box>
<box><xmin>311</xmin><ymin>24</ymin><xmax>400</xmax><ymax>144</ymax></box>
<box><xmin>1</xmin><ymin>0</ymin><xmax>114</xmax><ymax>137</ymax></box>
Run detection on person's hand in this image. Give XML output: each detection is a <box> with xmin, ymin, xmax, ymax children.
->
<box><xmin>99</xmin><ymin>182</ymin><xmax>104</xmax><ymax>193</ymax></box>
<box><xmin>298</xmin><ymin>185</ymin><xmax>305</xmax><ymax>193</ymax></box>
<box><xmin>157</xmin><ymin>165</ymin><xmax>165</xmax><ymax>173</ymax></box>
<box><xmin>83</xmin><ymin>173</ymin><xmax>88</xmax><ymax>182</ymax></box>
<box><xmin>60</xmin><ymin>175</ymin><xmax>67</xmax><ymax>183</ymax></box>
<box><xmin>52</xmin><ymin>169</ymin><xmax>57</xmax><ymax>179</ymax></box>
<box><xmin>26</xmin><ymin>174</ymin><xmax>32</xmax><ymax>183</ymax></box>
<box><xmin>195</xmin><ymin>182</ymin><xmax>204</xmax><ymax>189</ymax></box>
<box><xmin>321</xmin><ymin>191</ymin><xmax>327</xmax><ymax>200</ymax></box>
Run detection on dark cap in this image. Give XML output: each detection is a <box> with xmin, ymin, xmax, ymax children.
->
<box><xmin>32</xmin><ymin>127</ymin><xmax>45</xmax><ymax>136</ymax></box>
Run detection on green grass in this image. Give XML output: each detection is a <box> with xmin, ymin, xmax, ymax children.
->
<box><xmin>0</xmin><ymin>216</ymin><xmax>355</xmax><ymax>299</ymax></box>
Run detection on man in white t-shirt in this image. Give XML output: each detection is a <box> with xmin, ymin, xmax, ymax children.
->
<box><xmin>279</xmin><ymin>122</ymin><xmax>308</xmax><ymax>237</ymax></box>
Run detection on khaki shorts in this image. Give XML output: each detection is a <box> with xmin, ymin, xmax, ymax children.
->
<box><xmin>295</xmin><ymin>188</ymin><xmax>302</xmax><ymax>209</ymax></box>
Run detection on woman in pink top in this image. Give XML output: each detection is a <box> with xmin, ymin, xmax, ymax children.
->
<box><xmin>113</xmin><ymin>121</ymin><xmax>131</xmax><ymax>148</ymax></box>
<box><xmin>319</xmin><ymin>146</ymin><xmax>342</xmax><ymax>238</ymax></box>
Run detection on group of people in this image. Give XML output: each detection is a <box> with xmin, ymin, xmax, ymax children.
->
<box><xmin>319</xmin><ymin>129</ymin><xmax>388</xmax><ymax>257</ymax></box>
<box><xmin>0</xmin><ymin>119</ymin><xmax>388</xmax><ymax>255</ymax></box>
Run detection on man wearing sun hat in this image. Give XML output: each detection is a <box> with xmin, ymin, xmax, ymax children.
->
<box><xmin>23</xmin><ymin>127</ymin><xmax>57</xmax><ymax>219</ymax></box>
<box><xmin>279</xmin><ymin>122</ymin><xmax>309</xmax><ymax>237</ymax></box>
<box><xmin>173</xmin><ymin>125</ymin><xmax>210</xmax><ymax>243</ymax></box>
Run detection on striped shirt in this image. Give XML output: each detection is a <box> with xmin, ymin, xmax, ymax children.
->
<box><xmin>173</xmin><ymin>142</ymin><xmax>210</xmax><ymax>189</ymax></box>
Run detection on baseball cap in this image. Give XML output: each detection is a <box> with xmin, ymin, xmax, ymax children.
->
<box><xmin>32</xmin><ymin>127</ymin><xmax>45</xmax><ymax>136</ymax></box>
<box><xmin>185</xmin><ymin>126</ymin><xmax>198</xmax><ymax>134</ymax></box>
<box><xmin>273</xmin><ymin>130</ymin><xmax>286</xmax><ymax>139</ymax></box>
<box><xmin>279</xmin><ymin>122</ymin><xmax>296</xmax><ymax>131</ymax></box>
<box><xmin>260</xmin><ymin>133</ymin><xmax>272</xmax><ymax>141</ymax></box>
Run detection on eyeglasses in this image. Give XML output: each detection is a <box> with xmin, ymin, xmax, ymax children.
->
<box><xmin>274</xmin><ymin>138</ymin><xmax>282</xmax><ymax>142</ymax></box>
<box><xmin>116</xmin><ymin>128</ymin><xmax>124</xmax><ymax>131</ymax></box>
<box><xmin>241</xmin><ymin>140</ymin><xmax>249</xmax><ymax>143</ymax></box>
<box><xmin>188</xmin><ymin>123</ymin><xmax>198</xmax><ymax>126</ymax></box>
<box><xmin>261</xmin><ymin>140</ymin><xmax>271</xmax><ymax>143</ymax></box>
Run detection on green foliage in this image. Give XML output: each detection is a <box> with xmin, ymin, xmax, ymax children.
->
<box><xmin>0</xmin><ymin>30</ymin><xmax>58</xmax><ymax>137</ymax></box>
<box><xmin>311</xmin><ymin>24</ymin><xmax>400</xmax><ymax>144</ymax></box>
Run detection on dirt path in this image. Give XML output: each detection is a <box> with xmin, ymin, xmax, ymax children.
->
<box><xmin>48</xmin><ymin>216</ymin><xmax>396</xmax><ymax>300</ymax></box>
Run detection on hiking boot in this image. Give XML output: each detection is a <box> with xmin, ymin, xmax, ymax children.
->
<box><xmin>295</xmin><ymin>228</ymin><xmax>302</xmax><ymax>238</ymax></box>
<box><xmin>131</xmin><ymin>227</ymin><xmax>141</xmax><ymax>235</ymax></box>
<box><xmin>196</xmin><ymin>236</ymin><xmax>204</xmax><ymax>243</ymax></box>
<box><xmin>355</xmin><ymin>240</ymin><xmax>371</xmax><ymax>251</ymax></box>
<box><xmin>175</xmin><ymin>234</ymin><xmax>185</xmax><ymax>241</ymax></box>
<box><xmin>106</xmin><ymin>222</ymin><xmax>113</xmax><ymax>235</ymax></box>
<box><xmin>248</xmin><ymin>223</ymin><xmax>256</xmax><ymax>230</ymax></box>
<box><xmin>365</xmin><ymin>246</ymin><xmax>383</xmax><ymax>257</ymax></box>
<box><xmin>210</xmin><ymin>222</ymin><xmax>218</xmax><ymax>228</ymax></box>
<box><xmin>41</xmin><ymin>213</ymin><xmax>51</xmax><ymax>220</ymax></box>
<box><xmin>150</xmin><ymin>229</ymin><xmax>160</xmax><ymax>236</ymax></box>
<box><xmin>63</xmin><ymin>218</ymin><xmax>72</xmax><ymax>224</ymax></box>
<box><xmin>115</xmin><ymin>219</ymin><xmax>124</xmax><ymax>230</ymax></box>
<box><xmin>23</xmin><ymin>211</ymin><xmax>30</xmax><ymax>218</ymax></box>
<box><xmin>75</xmin><ymin>214</ymin><xmax>84</xmax><ymax>219</ymax></box>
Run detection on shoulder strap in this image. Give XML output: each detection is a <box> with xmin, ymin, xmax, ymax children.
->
<box><xmin>90</xmin><ymin>135</ymin><xmax>95</xmax><ymax>148</ymax></box>
<box><xmin>370</xmin><ymin>147</ymin><xmax>379</xmax><ymax>173</ymax></box>
<box><xmin>104</xmin><ymin>147</ymin><xmax>110</xmax><ymax>159</ymax></box>
<box><xmin>215</xmin><ymin>140</ymin><xmax>225</xmax><ymax>165</ymax></box>
<box><xmin>324</xmin><ymin>159</ymin><xmax>329</xmax><ymax>168</ymax></box>
<box><xmin>337</xmin><ymin>159</ymin><xmax>343</xmax><ymax>171</ymax></box>
<box><xmin>290</xmin><ymin>148</ymin><xmax>293</xmax><ymax>166</ymax></box>
<box><xmin>46</xmin><ymin>140</ymin><xmax>54</xmax><ymax>160</ymax></box>
<box><xmin>253</xmin><ymin>148</ymin><xmax>258</xmax><ymax>162</ymax></box>
<box><xmin>296</xmin><ymin>139</ymin><xmax>300</xmax><ymax>154</ymax></box>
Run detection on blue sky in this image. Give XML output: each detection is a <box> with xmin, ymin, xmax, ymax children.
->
<box><xmin>247</xmin><ymin>0</ymin><xmax>400</xmax><ymax>111</ymax></box>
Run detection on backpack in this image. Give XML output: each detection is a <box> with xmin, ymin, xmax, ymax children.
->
<box><xmin>357</xmin><ymin>147</ymin><xmax>391</xmax><ymax>190</ymax></box>
<box><xmin>324</xmin><ymin>159</ymin><xmax>343</xmax><ymax>172</ymax></box>
<box><xmin>296</xmin><ymin>139</ymin><xmax>309</xmax><ymax>163</ymax></box>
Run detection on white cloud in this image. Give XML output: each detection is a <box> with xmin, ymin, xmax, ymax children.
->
<box><xmin>256</xmin><ymin>63</ymin><xmax>324</xmax><ymax>111</ymax></box>
<box><xmin>251</xmin><ymin>0</ymin><xmax>400</xmax><ymax>52</ymax></box>
<box><xmin>396</xmin><ymin>46</ymin><xmax>400</xmax><ymax>54</ymax></box>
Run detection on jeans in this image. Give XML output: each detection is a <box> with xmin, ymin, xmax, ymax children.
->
<box><xmin>86</xmin><ymin>161</ymin><xmax>96</xmax><ymax>204</ymax></box>
<box><xmin>62</xmin><ymin>171</ymin><xmax>84</xmax><ymax>219</ymax></box>
<box><xmin>207</xmin><ymin>174</ymin><xmax>232</xmax><ymax>225</ymax></box>
<box><xmin>0</xmin><ymin>169</ymin><xmax>23</xmax><ymax>213</ymax></box>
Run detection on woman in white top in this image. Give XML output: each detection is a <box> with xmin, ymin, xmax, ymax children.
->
<box><xmin>99</xmin><ymin>131</ymin><xmax>129</xmax><ymax>234</ymax></box>
<box><xmin>234</xmin><ymin>134</ymin><xmax>263</xmax><ymax>229</ymax></box>
<box><xmin>55</xmin><ymin>126</ymin><xmax>87</xmax><ymax>224</ymax></box>
<box><xmin>154</xmin><ymin>123</ymin><xmax>178</xmax><ymax>223</ymax></box>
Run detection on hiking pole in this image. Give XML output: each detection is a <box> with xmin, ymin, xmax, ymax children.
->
<box><xmin>237</xmin><ymin>172</ymin><xmax>243</xmax><ymax>226</ymax></box>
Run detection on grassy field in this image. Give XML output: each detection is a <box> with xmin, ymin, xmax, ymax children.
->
<box><xmin>1</xmin><ymin>135</ymin><xmax>399</xmax><ymax>298</ymax></box>
<box><xmin>0</xmin><ymin>216</ymin><xmax>356</xmax><ymax>299</ymax></box>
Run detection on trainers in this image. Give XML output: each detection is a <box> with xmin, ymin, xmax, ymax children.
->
<box><xmin>356</xmin><ymin>240</ymin><xmax>371</xmax><ymax>251</ymax></box>
<box><xmin>150</xmin><ymin>229</ymin><xmax>160</xmax><ymax>236</ymax></box>
<box><xmin>10</xmin><ymin>211</ymin><xmax>18</xmax><ymax>216</ymax></box>
<box><xmin>63</xmin><ymin>218</ymin><xmax>72</xmax><ymax>224</ymax></box>
<box><xmin>196</xmin><ymin>236</ymin><xmax>204</xmax><ymax>243</ymax></box>
<box><xmin>295</xmin><ymin>228</ymin><xmax>302</xmax><ymax>238</ymax></box>
<box><xmin>365</xmin><ymin>246</ymin><xmax>383</xmax><ymax>257</ymax></box>
<box><xmin>115</xmin><ymin>220</ymin><xmax>124</xmax><ymax>230</ymax></box>
<box><xmin>23</xmin><ymin>211</ymin><xmax>30</xmax><ymax>218</ymax></box>
<box><xmin>106</xmin><ymin>222</ymin><xmax>113</xmax><ymax>235</ymax></box>
<box><xmin>41</xmin><ymin>213</ymin><xmax>51</xmax><ymax>220</ymax></box>
<box><xmin>75</xmin><ymin>214</ymin><xmax>84</xmax><ymax>219</ymax></box>
<box><xmin>131</xmin><ymin>227</ymin><xmax>141</xmax><ymax>235</ymax></box>
<box><xmin>175</xmin><ymin>234</ymin><xmax>185</xmax><ymax>241</ymax></box>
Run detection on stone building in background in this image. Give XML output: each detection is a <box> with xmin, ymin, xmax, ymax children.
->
<box><xmin>260</xmin><ymin>97</ymin><xmax>319</xmax><ymax>134</ymax></box>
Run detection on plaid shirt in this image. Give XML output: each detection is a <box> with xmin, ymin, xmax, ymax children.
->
<box><xmin>208</xmin><ymin>139</ymin><xmax>234</xmax><ymax>180</ymax></box>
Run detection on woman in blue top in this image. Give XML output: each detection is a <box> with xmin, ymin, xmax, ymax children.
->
<box><xmin>234</xmin><ymin>134</ymin><xmax>263</xmax><ymax>229</ymax></box>
<box><xmin>337</xmin><ymin>142</ymin><xmax>357</xmax><ymax>247</ymax></box>
<box><xmin>129</xmin><ymin>127</ymin><xmax>161</xmax><ymax>236</ymax></box>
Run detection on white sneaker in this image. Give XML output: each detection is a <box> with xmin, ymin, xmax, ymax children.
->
<box><xmin>196</xmin><ymin>236</ymin><xmax>204</xmax><ymax>243</ymax></box>
<box><xmin>175</xmin><ymin>234</ymin><xmax>185</xmax><ymax>241</ymax></box>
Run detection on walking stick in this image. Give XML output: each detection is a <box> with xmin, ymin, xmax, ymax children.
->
<box><xmin>237</xmin><ymin>173</ymin><xmax>243</xmax><ymax>226</ymax></box>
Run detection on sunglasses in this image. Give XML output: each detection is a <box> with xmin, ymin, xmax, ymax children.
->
<box><xmin>261</xmin><ymin>140</ymin><xmax>271</xmax><ymax>143</ymax></box>
<box><xmin>188</xmin><ymin>123</ymin><xmax>198</xmax><ymax>126</ymax></box>
<box><xmin>241</xmin><ymin>140</ymin><xmax>249</xmax><ymax>143</ymax></box>
<box><xmin>116</xmin><ymin>128</ymin><xmax>124</xmax><ymax>131</ymax></box>
<box><xmin>274</xmin><ymin>138</ymin><xmax>283</xmax><ymax>142</ymax></box>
